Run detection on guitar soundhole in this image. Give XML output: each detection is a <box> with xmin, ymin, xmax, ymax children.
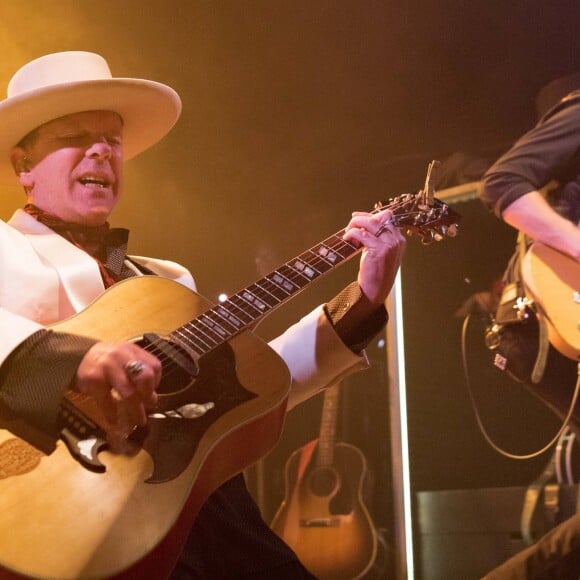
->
<box><xmin>157</xmin><ymin>345</ymin><xmax>196</xmax><ymax>395</ymax></box>
<box><xmin>309</xmin><ymin>466</ymin><xmax>339</xmax><ymax>497</ymax></box>
<box><xmin>137</xmin><ymin>334</ymin><xmax>198</xmax><ymax>398</ymax></box>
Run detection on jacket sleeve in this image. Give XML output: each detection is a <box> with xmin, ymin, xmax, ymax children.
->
<box><xmin>0</xmin><ymin>308</ymin><xmax>44</xmax><ymax>365</ymax></box>
<box><xmin>0</xmin><ymin>329</ymin><xmax>96</xmax><ymax>452</ymax></box>
<box><xmin>270</xmin><ymin>282</ymin><xmax>388</xmax><ymax>409</ymax></box>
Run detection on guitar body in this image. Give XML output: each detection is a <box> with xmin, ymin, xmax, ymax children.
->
<box><xmin>521</xmin><ymin>242</ymin><xmax>580</xmax><ymax>360</ymax></box>
<box><xmin>271</xmin><ymin>440</ymin><xmax>377</xmax><ymax>580</ymax></box>
<box><xmin>0</xmin><ymin>276</ymin><xmax>290</xmax><ymax>580</ymax></box>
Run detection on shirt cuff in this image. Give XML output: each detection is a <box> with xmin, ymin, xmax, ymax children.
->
<box><xmin>324</xmin><ymin>281</ymin><xmax>388</xmax><ymax>353</ymax></box>
<box><xmin>0</xmin><ymin>329</ymin><xmax>97</xmax><ymax>452</ymax></box>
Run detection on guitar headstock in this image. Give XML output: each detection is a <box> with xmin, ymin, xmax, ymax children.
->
<box><xmin>377</xmin><ymin>160</ymin><xmax>461</xmax><ymax>244</ymax></box>
<box><xmin>377</xmin><ymin>192</ymin><xmax>460</xmax><ymax>244</ymax></box>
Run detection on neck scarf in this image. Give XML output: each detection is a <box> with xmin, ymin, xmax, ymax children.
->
<box><xmin>23</xmin><ymin>204</ymin><xmax>125</xmax><ymax>288</ymax></box>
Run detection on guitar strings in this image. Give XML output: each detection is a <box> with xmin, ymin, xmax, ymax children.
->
<box><xmin>133</xmin><ymin>199</ymin><xmax>424</xmax><ymax>387</ymax></box>
<box><xmin>135</xmin><ymin>231</ymin><xmax>364</xmax><ymax>384</ymax></box>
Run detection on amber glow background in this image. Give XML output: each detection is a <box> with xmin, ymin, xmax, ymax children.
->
<box><xmin>1</xmin><ymin>0</ymin><xmax>580</xmax><ymax>571</ymax></box>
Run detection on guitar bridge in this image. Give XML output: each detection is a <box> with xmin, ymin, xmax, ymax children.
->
<box><xmin>60</xmin><ymin>427</ymin><xmax>107</xmax><ymax>473</ymax></box>
<box><xmin>58</xmin><ymin>396</ymin><xmax>108</xmax><ymax>472</ymax></box>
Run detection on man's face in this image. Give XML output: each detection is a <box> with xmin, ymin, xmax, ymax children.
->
<box><xmin>16</xmin><ymin>110</ymin><xmax>124</xmax><ymax>226</ymax></box>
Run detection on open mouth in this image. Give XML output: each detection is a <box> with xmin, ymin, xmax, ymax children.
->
<box><xmin>79</xmin><ymin>175</ymin><xmax>112</xmax><ymax>188</ymax></box>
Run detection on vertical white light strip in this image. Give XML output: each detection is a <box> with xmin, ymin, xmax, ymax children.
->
<box><xmin>387</xmin><ymin>270</ymin><xmax>414</xmax><ymax>579</ymax></box>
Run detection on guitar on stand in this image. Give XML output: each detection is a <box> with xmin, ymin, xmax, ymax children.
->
<box><xmin>271</xmin><ymin>382</ymin><xmax>378</xmax><ymax>579</ymax></box>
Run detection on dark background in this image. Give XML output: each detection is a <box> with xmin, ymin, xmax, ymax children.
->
<box><xmin>1</xmin><ymin>0</ymin><xmax>580</xmax><ymax>573</ymax></box>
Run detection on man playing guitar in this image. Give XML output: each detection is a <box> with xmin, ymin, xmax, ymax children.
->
<box><xmin>480</xmin><ymin>73</ymin><xmax>580</xmax><ymax>579</ymax></box>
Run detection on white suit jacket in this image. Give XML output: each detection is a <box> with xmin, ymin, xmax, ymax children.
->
<box><xmin>0</xmin><ymin>210</ymin><xmax>367</xmax><ymax>408</ymax></box>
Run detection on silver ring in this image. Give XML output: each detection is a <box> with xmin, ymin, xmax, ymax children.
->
<box><xmin>124</xmin><ymin>359</ymin><xmax>145</xmax><ymax>379</ymax></box>
<box><xmin>375</xmin><ymin>218</ymin><xmax>394</xmax><ymax>237</ymax></box>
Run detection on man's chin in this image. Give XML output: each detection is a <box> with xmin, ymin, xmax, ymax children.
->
<box><xmin>76</xmin><ymin>207</ymin><xmax>114</xmax><ymax>226</ymax></box>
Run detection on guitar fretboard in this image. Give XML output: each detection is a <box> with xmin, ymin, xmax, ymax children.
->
<box><xmin>169</xmin><ymin>231</ymin><xmax>360</xmax><ymax>357</ymax></box>
<box><xmin>317</xmin><ymin>384</ymin><xmax>340</xmax><ymax>467</ymax></box>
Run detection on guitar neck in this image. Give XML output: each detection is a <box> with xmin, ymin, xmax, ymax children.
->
<box><xmin>169</xmin><ymin>228</ymin><xmax>361</xmax><ymax>357</ymax></box>
<box><xmin>316</xmin><ymin>383</ymin><xmax>340</xmax><ymax>467</ymax></box>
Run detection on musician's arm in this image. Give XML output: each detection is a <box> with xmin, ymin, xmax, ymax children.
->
<box><xmin>501</xmin><ymin>191</ymin><xmax>580</xmax><ymax>260</ymax></box>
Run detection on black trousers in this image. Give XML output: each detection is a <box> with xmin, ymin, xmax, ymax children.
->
<box><xmin>169</xmin><ymin>474</ymin><xmax>316</xmax><ymax>580</ymax></box>
<box><xmin>483</xmin><ymin>318</ymin><xmax>580</xmax><ymax>578</ymax></box>
<box><xmin>482</xmin><ymin>512</ymin><xmax>580</xmax><ymax>579</ymax></box>
<box><xmin>495</xmin><ymin>318</ymin><xmax>580</xmax><ymax>436</ymax></box>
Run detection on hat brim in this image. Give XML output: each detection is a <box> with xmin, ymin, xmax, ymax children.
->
<box><xmin>0</xmin><ymin>78</ymin><xmax>182</xmax><ymax>185</ymax></box>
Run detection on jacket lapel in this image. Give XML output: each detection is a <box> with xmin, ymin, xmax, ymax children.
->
<box><xmin>8</xmin><ymin>210</ymin><xmax>105</xmax><ymax>312</ymax></box>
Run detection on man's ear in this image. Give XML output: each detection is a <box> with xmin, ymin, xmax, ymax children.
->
<box><xmin>10</xmin><ymin>147</ymin><xmax>33</xmax><ymax>188</ymax></box>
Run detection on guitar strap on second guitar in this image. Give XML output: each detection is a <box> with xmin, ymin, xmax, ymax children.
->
<box><xmin>487</xmin><ymin>231</ymin><xmax>550</xmax><ymax>384</ymax></box>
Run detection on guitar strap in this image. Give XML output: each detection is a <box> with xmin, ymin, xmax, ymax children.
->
<box><xmin>515</xmin><ymin>232</ymin><xmax>550</xmax><ymax>384</ymax></box>
<box><xmin>125</xmin><ymin>256</ymin><xmax>157</xmax><ymax>277</ymax></box>
<box><xmin>492</xmin><ymin>232</ymin><xmax>549</xmax><ymax>383</ymax></box>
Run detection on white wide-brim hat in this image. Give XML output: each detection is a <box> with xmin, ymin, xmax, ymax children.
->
<box><xmin>0</xmin><ymin>51</ymin><xmax>182</xmax><ymax>185</ymax></box>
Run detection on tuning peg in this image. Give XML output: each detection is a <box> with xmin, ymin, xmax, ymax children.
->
<box><xmin>446</xmin><ymin>224</ymin><xmax>459</xmax><ymax>237</ymax></box>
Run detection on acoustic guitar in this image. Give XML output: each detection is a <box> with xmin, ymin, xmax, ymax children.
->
<box><xmin>271</xmin><ymin>383</ymin><xmax>378</xmax><ymax>579</ymax></box>
<box><xmin>521</xmin><ymin>242</ymin><xmax>580</xmax><ymax>360</ymax></box>
<box><xmin>0</xmin><ymin>164</ymin><xmax>459</xmax><ymax>579</ymax></box>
